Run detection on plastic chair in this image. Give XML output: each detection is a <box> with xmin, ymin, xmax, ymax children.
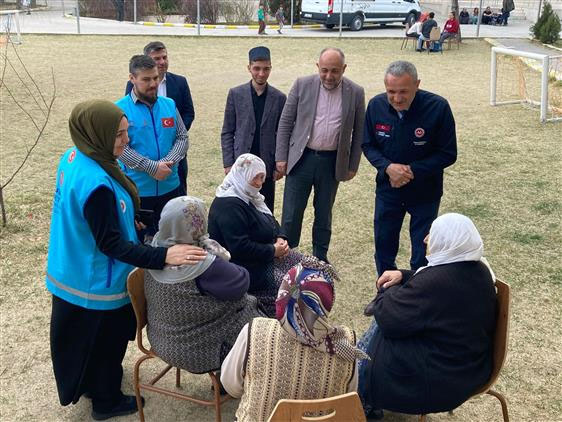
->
<box><xmin>127</xmin><ymin>268</ymin><xmax>230</xmax><ymax>422</ymax></box>
<box><xmin>427</xmin><ymin>26</ymin><xmax>442</xmax><ymax>54</ymax></box>
<box><xmin>267</xmin><ymin>392</ymin><xmax>366</xmax><ymax>422</ymax></box>
<box><xmin>419</xmin><ymin>278</ymin><xmax>511</xmax><ymax>422</ymax></box>
<box><xmin>400</xmin><ymin>23</ymin><xmax>416</xmax><ymax>50</ymax></box>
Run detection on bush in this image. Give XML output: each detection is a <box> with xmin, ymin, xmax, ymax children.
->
<box><xmin>531</xmin><ymin>2</ymin><xmax>561</xmax><ymax>45</ymax></box>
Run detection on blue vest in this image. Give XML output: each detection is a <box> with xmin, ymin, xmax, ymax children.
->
<box><xmin>46</xmin><ymin>148</ymin><xmax>138</xmax><ymax>310</ymax></box>
<box><xmin>115</xmin><ymin>94</ymin><xmax>179</xmax><ymax>197</ymax></box>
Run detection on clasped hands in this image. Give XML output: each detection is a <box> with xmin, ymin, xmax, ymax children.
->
<box><xmin>154</xmin><ymin>160</ymin><xmax>174</xmax><ymax>181</ymax></box>
<box><xmin>386</xmin><ymin>163</ymin><xmax>414</xmax><ymax>188</ymax></box>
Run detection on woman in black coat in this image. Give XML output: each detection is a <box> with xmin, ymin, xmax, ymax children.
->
<box><xmin>358</xmin><ymin>213</ymin><xmax>497</xmax><ymax>418</ymax></box>
<box><xmin>208</xmin><ymin>153</ymin><xmax>305</xmax><ymax>316</ymax></box>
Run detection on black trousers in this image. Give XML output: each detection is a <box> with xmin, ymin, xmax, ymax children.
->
<box><xmin>260</xmin><ymin>177</ymin><xmax>275</xmax><ymax>213</ymax></box>
<box><xmin>281</xmin><ymin>148</ymin><xmax>339</xmax><ymax>262</ymax></box>
<box><xmin>50</xmin><ymin>295</ymin><xmax>136</xmax><ymax>411</ymax></box>
<box><xmin>374</xmin><ymin>197</ymin><xmax>440</xmax><ymax>276</ymax></box>
<box><xmin>138</xmin><ymin>186</ymin><xmax>182</xmax><ymax>240</ymax></box>
<box><xmin>177</xmin><ymin>156</ymin><xmax>188</xmax><ymax>196</ymax></box>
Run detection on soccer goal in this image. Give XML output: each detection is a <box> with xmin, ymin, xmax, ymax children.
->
<box><xmin>490</xmin><ymin>46</ymin><xmax>562</xmax><ymax>123</ymax></box>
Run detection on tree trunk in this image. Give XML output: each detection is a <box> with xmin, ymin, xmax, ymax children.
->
<box><xmin>0</xmin><ymin>187</ymin><xmax>6</xmax><ymax>227</ymax></box>
<box><xmin>451</xmin><ymin>0</ymin><xmax>461</xmax><ymax>42</ymax></box>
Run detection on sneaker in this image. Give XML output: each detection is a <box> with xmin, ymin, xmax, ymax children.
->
<box><xmin>277</xmin><ymin>29</ymin><xmax>281</xmax><ymax>34</ymax></box>
<box><xmin>92</xmin><ymin>395</ymin><xmax>145</xmax><ymax>421</ymax></box>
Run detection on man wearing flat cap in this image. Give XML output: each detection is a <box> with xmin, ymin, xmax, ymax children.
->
<box><xmin>221</xmin><ymin>46</ymin><xmax>286</xmax><ymax>212</ymax></box>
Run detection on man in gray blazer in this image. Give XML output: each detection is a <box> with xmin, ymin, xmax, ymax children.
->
<box><xmin>221</xmin><ymin>46</ymin><xmax>287</xmax><ymax>212</ymax></box>
<box><xmin>275</xmin><ymin>48</ymin><xmax>365</xmax><ymax>262</ymax></box>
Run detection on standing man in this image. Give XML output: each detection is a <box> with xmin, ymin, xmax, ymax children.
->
<box><xmin>126</xmin><ymin>41</ymin><xmax>195</xmax><ymax>196</ymax></box>
<box><xmin>362</xmin><ymin>61</ymin><xmax>457</xmax><ymax>276</ymax></box>
<box><xmin>275</xmin><ymin>5</ymin><xmax>285</xmax><ymax>34</ymax></box>
<box><xmin>221</xmin><ymin>46</ymin><xmax>286</xmax><ymax>212</ymax></box>
<box><xmin>117</xmin><ymin>55</ymin><xmax>188</xmax><ymax>239</ymax></box>
<box><xmin>276</xmin><ymin>48</ymin><xmax>365</xmax><ymax>263</ymax></box>
<box><xmin>258</xmin><ymin>4</ymin><xmax>267</xmax><ymax>35</ymax></box>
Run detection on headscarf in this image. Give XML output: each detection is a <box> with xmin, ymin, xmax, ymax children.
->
<box><xmin>419</xmin><ymin>213</ymin><xmax>495</xmax><ymax>281</ymax></box>
<box><xmin>275</xmin><ymin>256</ymin><xmax>369</xmax><ymax>362</ymax></box>
<box><xmin>68</xmin><ymin>99</ymin><xmax>140</xmax><ymax>211</ymax></box>
<box><xmin>148</xmin><ymin>196</ymin><xmax>231</xmax><ymax>284</ymax></box>
<box><xmin>215</xmin><ymin>153</ymin><xmax>272</xmax><ymax>216</ymax></box>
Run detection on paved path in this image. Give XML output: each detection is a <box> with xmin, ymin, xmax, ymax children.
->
<box><xmin>4</xmin><ymin>9</ymin><xmax>535</xmax><ymax>39</ymax></box>
<box><xmin>494</xmin><ymin>38</ymin><xmax>562</xmax><ymax>56</ymax></box>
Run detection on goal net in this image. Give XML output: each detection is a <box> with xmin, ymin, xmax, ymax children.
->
<box><xmin>491</xmin><ymin>46</ymin><xmax>562</xmax><ymax>123</ymax></box>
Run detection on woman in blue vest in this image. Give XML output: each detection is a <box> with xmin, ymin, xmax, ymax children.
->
<box><xmin>46</xmin><ymin>100</ymin><xmax>206</xmax><ymax>421</ymax></box>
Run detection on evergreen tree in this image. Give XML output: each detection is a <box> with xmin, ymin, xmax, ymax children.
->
<box><xmin>531</xmin><ymin>2</ymin><xmax>561</xmax><ymax>44</ymax></box>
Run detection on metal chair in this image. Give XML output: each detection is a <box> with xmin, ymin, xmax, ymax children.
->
<box><xmin>419</xmin><ymin>278</ymin><xmax>511</xmax><ymax>422</ymax></box>
<box><xmin>127</xmin><ymin>268</ymin><xmax>230</xmax><ymax>422</ymax></box>
<box><xmin>401</xmin><ymin>23</ymin><xmax>417</xmax><ymax>50</ymax></box>
<box><xmin>267</xmin><ymin>392</ymin><xmax>366</xmax><ymax>422</ymax></box>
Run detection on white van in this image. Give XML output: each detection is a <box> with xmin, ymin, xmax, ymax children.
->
<box><xmin>301</xmin><ymin>0</ymin><xmax>421</xmax><ymax>31</ymax></box>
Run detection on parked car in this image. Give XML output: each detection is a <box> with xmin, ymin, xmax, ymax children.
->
<box><xmin>301</xmin><ymin>0</ymin><xmax>421</xmax><ymax>31</ymax></box>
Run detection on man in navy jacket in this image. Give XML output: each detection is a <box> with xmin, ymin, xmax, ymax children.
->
<box><xmin>126</xmin><ymin>41</ymin><xmax>194</xmax><ymax>196</ymax></box>
<box><xmin>362</xmin><ymin>61</ymin><xmax>457</xmax><ymax>276</ymax></box>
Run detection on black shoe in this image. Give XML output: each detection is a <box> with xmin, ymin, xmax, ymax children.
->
<box><xmin>366</xmin><ymin>408</ymin><xmax>384</xmax><ymax>420</ymax></box>
<box><xmin>363</xmin><ymin>297</ymin><xmax>377</xmax><ymax>316</ymax></box>
<box><xmin>92</xmin><ymin>395</ymin><xmax>145</xmax><ymax>421</ymax></box>
<box><xmin>416</xmin><ymin>49</ymin><xmax>422</xmax><ymax>52</ymax></box>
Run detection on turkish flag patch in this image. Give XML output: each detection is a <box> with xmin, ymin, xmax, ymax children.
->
<box><xmin>375</xmin><ymin>123</ymin><xmax>391</xmax><ymax>132</ymax></box>
<box><xmin>161</xmin><ymin>117</ymin><xmax>175</xmax><ymax>128</ymax></box>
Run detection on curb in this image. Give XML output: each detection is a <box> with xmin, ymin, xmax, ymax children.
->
<box><xmin>138</xmin><ymin>21</ymin><xmax>323</xmax><ymax>30</ymax></box>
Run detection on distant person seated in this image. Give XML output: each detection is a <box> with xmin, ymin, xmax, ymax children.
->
<box><xmin>221</xmin><ymin>257</ymin><xmax>369</xmax><ymax>422</ymax></box>
<box><xmin>439</xmin><ymin>12</ymin><xmax>460</xmax><ymax>44</ymax></box>
<box><xmin>416</xmin><ymin>11</ymin><xmax>438</xmax><ymax>52</ymax></box>
<box><xmin>459</xmin><ymin>8</ymin><xmax>470</xmax><ymax>24</ymax></box>
<box><xmin>482</xmin><ymin>6</ymin><xmax>493</xmax><ymax>24</ymax></box>
<box><xmin>358</xmin><ymin>213</ymin><xmax>496</xmax><ymax>419</ymax></box>
<box><xmin>407</xmin><ymin>14</ymin><xmax>427</xmax><ymax>38</ymax></box>
<box><xmin>470</xmin><ymin>7</ymin><xmax>480</xmax><ymax>24</ymax></box>
<box><xmin>208</xmin><ymin>153</ymin><xmax>306</xmax><ymax>317</ymax></box>
<box><xmin>145</xmin><ymin>196</ymin><xmax>263</xmax><ymax>374</ymax></box>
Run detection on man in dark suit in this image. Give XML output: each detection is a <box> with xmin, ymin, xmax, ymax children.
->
<box><xmin>221</xmin><ymin>46</ymin><xmax>286</xmax><ymax>212</ymax></box>
<box><xmin>276</xmin><ymin>48</ymin><xmax>365</xmax><ymax>262</ymax></box>
<box><xmin>126</xmin><ymin>41</ymin><xmax>194</xmax><ymax>196</ymax></box>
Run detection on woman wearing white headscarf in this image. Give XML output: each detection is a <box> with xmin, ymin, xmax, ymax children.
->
<box><xmin>144</xmin><ymin>196</ymin><xmax>263</xmax><ymax>374</ymax></box>
<box><xmin>208</xmin><ymin>153</ymin><xmax>305</xmax><ymax>317</ymax></box>
<box><xmin>358</xmin><ymin>213</ymin><xmax>497</xmax><ymax>419</ymax></box>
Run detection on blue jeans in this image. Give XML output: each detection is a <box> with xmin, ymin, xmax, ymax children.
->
<box><xmin>417</xmin><ymin>35</ymin><xmax>429</xmax><ymax>50</ymax></box>
<box><xmin>358</xmin><ymin>319</ymin><xmax>380</xmax><ymax>413</ymax></box>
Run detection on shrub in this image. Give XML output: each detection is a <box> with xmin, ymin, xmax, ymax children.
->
<box><xmin>531</xmin><ymin>2</ymin><xmax>561</xmax><ymax>45</ymax></box>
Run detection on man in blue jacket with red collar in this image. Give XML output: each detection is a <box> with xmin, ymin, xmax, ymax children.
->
<box><xmin>118</xmin><ymin>55</ymin><xmax>188</xmax><ymax>239</ymax></box>
<box><xmin>126</xmin><ymin>41</ymin><xmax>194</xmax><ymax>196</ymax></box>
<box><xmin>362</xmin><ymin>61</ymin><xmax>457</xmax><ymax>276</ymax></box>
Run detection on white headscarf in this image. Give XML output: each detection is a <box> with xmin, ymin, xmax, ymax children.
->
<box><xmin>215</xmin><ymin>153</ymin><xmax>272</xmax><ymax>216</ymax></box>
<box><xmin>149</xmin><ymin>196</ymin><xmax>231</xmax><ymax>284</ymax></box>
<box><xmin>418</xmin><ymin>213</ymin><xmax>495</xmax><ymax>281</ymax></box>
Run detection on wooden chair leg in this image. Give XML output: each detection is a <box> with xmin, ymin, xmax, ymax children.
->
<box><xmin>209</xmin><ymin>372</ymin><xmax>222</xmax><ymax>422</ymax></box>
<box><xmin>487</xmin><ymin>389</ymin><xmax>509</xmax><ymax>422</ymax></box>
<box><xmin>419</xmin><ymin>415</ymin><xmax>427</xmax><ymax>422</ymax></box>
<box><xmin>176</xmin><ymin>367</ymin><xmax>181</xmax><ymax>388</ymax></box>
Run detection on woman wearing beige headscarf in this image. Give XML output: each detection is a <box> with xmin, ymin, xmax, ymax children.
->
<box><xmin>145</xmin><ymin>196</ymin><xmax>263</xmax><ymax>374</ymax></box>
<box><xmin>46</xmin><ymin>100</ymin><xmax>205</xmax><ymax>421</ymax></box>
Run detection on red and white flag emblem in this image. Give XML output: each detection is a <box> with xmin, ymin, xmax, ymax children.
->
<box><xmin>414</xmin><ymin>128</ymin><xmax>425</xmax><ymax>138</ymax></box>
<box><xmin>161</xmin><ymin>117</ymin><xmax>174</xmax><ymax>128</ymax></box>
<box><xmin>68</xmin><ymin>150</ymin><xmax>76</xmax><ymax>163</ymax></box>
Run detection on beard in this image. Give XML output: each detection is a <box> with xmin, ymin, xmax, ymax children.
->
<box><xmin>136</xmin><ymin>89</ymin><xmax>157</xmax><ymax>105</ymax></box>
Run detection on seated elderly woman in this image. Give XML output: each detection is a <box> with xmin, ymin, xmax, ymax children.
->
<box><xmin>144</xmin><ymin>196</ymin><xmax>263</xmax><ymax>374</ymax></box>
<box><xmin>358</xmin><ymin>213</ymin><xmax>497</xmax><ymax>419</ymax></box>
<box><xmin>220</xmin><ymin>257</ymin><xmax>369</xmax><ymax>422</ymax></box>
<box><xmin>208</xmin><ymin>153</ymin><xmax>305</xmax><ymax>317</ymax></box>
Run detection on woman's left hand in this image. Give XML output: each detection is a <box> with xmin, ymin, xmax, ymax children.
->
<box><xmin>166</xmin><ymin>245</ymin><xmax>207</xmax><ymax>266</ymax></box>
<box><xmin>134</xmin><ymin>220</ymin><xmax>146</xmax><ymax>231</ymax></box>
<box><xmin>376</xmin><ymin>270</ymin><xmax>403</xmax><ymax>290</ymax></box>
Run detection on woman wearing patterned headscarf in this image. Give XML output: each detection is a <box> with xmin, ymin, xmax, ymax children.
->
<box><xmin>46</xmin><ymin>100</ymin><xmax>206</xmax><ymax>421</ymax></box>
<box><xmin>208</xmin><ymin>153</ymin><xmax>307</xmax><ymax>316</ymax></box>
<box><xmin>358</xmin><ymin>213</ymin><xmax>497</xmax><ymax>419</ymax></box>
<box><xmin>144</xmin><ymin>196</ymin><xmax>263</xmax><ymax>374</ymax></box>
<box><xmin>220</xmin><ymin>257</ymin><xmax>369</xmax><ymax>422</ymax></box>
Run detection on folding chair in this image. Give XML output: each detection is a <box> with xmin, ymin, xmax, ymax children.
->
<box><xmin>447</xmin><ymin>33</ymin><xmax>461</xmax><ymax>50</ymax></box>
<box><xmin>127</xmin><ymin>268</ymin><xmax>230</xmax><ymax>422</ymax></box>
<box><xmin>420</xmin><ymin>278</ymin><xmax>511</xmax><ymax>422</ymax></box>
<box><xmin>267</xmin><ymin>392</ymin><xmax>366</xmax><ymax>422</ymax></box>
<box><xmin>400</xmin><ymin>23</ymin><xmax>416</xmax><ymax>50</ymax></box>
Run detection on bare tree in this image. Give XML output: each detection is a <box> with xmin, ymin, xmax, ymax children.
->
<box><xmin>451</xmin><ymin>0</ymin><xmax>462</xmax><ymax>42</ymax></box>
<box><xmin>0</xmin><ymin>29</ymin><xmax>56</xmax><ymax>227</ymax></box>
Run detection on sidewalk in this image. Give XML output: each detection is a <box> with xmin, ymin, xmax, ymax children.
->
<box><xmin>7</xmin><ymin>9</ymin><xmax>535</xmax><ymax>39</ymax></box>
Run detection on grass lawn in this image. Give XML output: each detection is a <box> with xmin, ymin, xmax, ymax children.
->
<box><xmin>0</xmin><ymin>35</ymin><xmax>561</xmax><ymax>421</ymax></box>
